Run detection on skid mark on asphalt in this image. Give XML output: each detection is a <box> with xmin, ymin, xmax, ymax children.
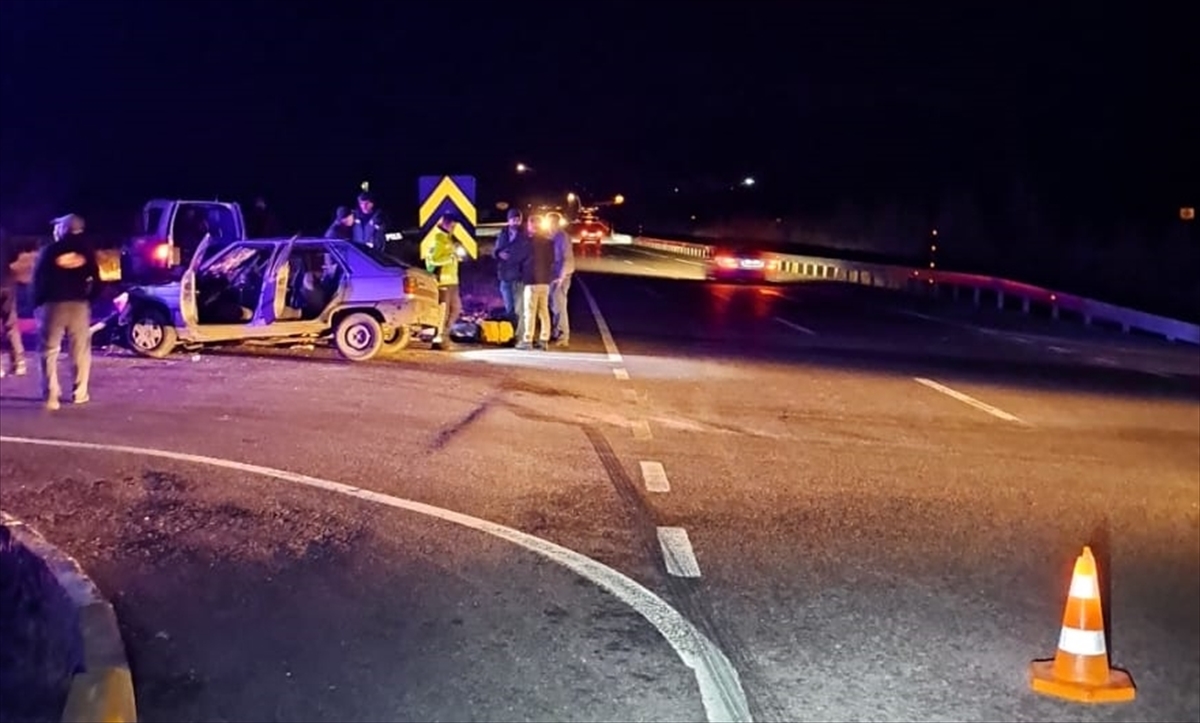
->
<box><xmin>429</xmin><ymin>397</ymin><xmax>495</xmax><ymax>450</ymax></box>
<box><xmin>913</xmin><ymin>377</ymin><xmax>1026</xmax><ymax>424</ymax></box>
<box><xmin>0</xmin><ymin>434</ymin><xmax>752</xmax><ymax>723</ymax></box>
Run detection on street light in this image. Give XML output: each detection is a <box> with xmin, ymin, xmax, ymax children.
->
<box><xmin>516</xmin><ymin>163</ymin><xmax>532</xmax><ymax>173</ymax></box>
<box><xmin>614</xmin><ymin>194</ymin><xmax>625</xmax><ymax>205</ymax></box>
<box><xmin>741</xmin><ymin>177</ymin><xmax>755</xmax><ymax>187</ymax></box>
<box><xmin>567</xmin><ymin>192</ymin><xmax>577</xmax><ymax>203</ymax></box>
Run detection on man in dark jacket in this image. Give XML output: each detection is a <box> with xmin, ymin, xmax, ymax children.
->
<box><xmin>324</xmin><ymin>206</ymin><xmax>355</xmax><ymax>240</ymax></box>
<box><xmin>516</xmin><ymin>219</ymin><xmax>555</xmax><ymax>350</ymax></box>
<box><xmin>494</xmin><ymin>208</ymin><xmax>529</xmax><ymax>332</ymax></box>
<box><xmin>352</xmin><ymin>192</ymin><xmax>389</xmax><ymax>250</ymax></box>
<box><xmin>31</xmin><ymin>214</ymin><xmax>99</xmax><ymax>410</ymax></box>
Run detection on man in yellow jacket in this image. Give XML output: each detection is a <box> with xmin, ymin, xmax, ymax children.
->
<box><xmin>422</xmin><ymin>212</ymin><xmax>462</xmax><ymax>350</ymax></box>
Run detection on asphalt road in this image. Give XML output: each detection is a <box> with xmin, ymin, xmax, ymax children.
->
<box><xmin>1</xmin><ymin>243</ymin><xmax>1197</xmax><ymax>722</ymax></box>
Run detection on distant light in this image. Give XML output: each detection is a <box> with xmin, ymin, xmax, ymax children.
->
<box><xmin>931</xmin><ymin>228</ymin><xmax>938</xmax><ymax>236</ymax></box>
<box><xmin>930</xmin><ymin>244</ymin><xmax>937</xmax><ymax>252</ymax></box>
<box><xmin>1182</xmin><ymin>207</ymin><xmax>1196</xmax><ymax>221</ymax></box>
<box><xmin>567</xmin><ymin>192</ymin><xmax>577</xmax><ymax>203</ymax></box>
<box><xmin>673</xmin><ymin>187</ymin><xmax>680</xmax><ymax>193</ymax></box>
<box><xmin>516</xmin><ymin>163</ymin><xmax>530</xmax><ymax>173</ymax></box>
<box><xmin>929</xmin><ymin>261</ymin><xmax>936</xmax><ymax>268</ymax></box>
<box><xmin>741</xmin><ymin>177</ymin><xmax>755</xmax><ymax>187</ymax></box>
<box><xmin>361</xmin><ymin>181</ymin><xmax>370</xmax><ymax>192</ymax></box>
<box><xmin>690</xmin><ymin>215</ymin><xmax>697</xmax><ymax>221</ymax></box>
<box><xmin>614</xmin><ymin>194</ymin><xmax>625</xmax><ymax>205</ymax></box>
<box><xmin>775</xmin><ymin>218</ymin><xmax>782</xmax><ymax>223</ymax></box>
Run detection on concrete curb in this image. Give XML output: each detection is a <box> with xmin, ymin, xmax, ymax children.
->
<box><xmin>0</xmin><ymin>512</ymin><xmax>137</xmax><ymax>723</ymax></box>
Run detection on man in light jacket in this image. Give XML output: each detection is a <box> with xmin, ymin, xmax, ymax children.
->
<box><xmin>549</xmin><ymin>225</ymin><xmax>575</xmax><ymax>348</ymax></box>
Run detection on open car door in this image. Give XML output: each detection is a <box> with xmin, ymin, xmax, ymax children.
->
<box><xmin>178</xmin><ymin>234</ymin><xmax>213</xmax><ymax>327</ymax></box>
<box><xmin>249</xmin><ymin>237</ymin><xmax>296</xmax><ymax>326</ymax></box>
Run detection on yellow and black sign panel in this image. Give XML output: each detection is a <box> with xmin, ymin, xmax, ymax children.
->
<box><xmin>418</xmin><ymin>175</ymin><xmax>477</xmax><ymax>259</ymax></box>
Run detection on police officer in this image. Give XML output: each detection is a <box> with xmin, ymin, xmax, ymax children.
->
<box><xmin>422</xmin><ymin>212</ymin><xmax>462</xmax><ymax>351</ymax></box>
<box><xmin>31</xmin><ymin>214</ymin><xmax>98</xmax><ymax>410</ymax></box>
<box><xmin>352</xmin><ymin>192</ymin><xmax>389</xmax><ymax>250</ymax></box>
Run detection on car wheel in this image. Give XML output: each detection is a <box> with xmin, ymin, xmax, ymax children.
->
<box><xmin>126</xmin><ymin>305</ymin><xmax>178</xmax><ymax>359</ymax></box>
<box><xmin>334</xmin><ymin>312</ymin><xmax>384</xmax><ymax>362</ymax></box>
<box><xmin>380</xmin><ymin>326</ymin><xmax>411</xmax><ymax>354</ymax></box>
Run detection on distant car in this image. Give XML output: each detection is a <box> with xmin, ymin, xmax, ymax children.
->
<box><xmin>705</xmin><ymin>246</ymin><xmax>774</xmax><ymax>283</ymax></box>
<box><xmin>117</xmin><ymin>236</ymin><xmax>443</xmax><ymax>362</ymax></box>
<box><xmin>566</xmin><ymin>218</ymin><xmax>609</xmax><ymax>253</ymax></box>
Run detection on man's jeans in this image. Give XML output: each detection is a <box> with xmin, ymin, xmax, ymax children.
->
<box><xmin>499</xmin><ymin>279</ymin><xmax>525</xmax><ymax>340</ymax></box>
<box><xmin>38</xmin><ymin>301</ymin><xmax>92</xmax><ymax>402</ymax></box>
<box><xmin>522</xmin><ymin>284</ymin><xmax>551</xmax><ymax>343</ymax></box>
<box><xmin>550</xmin><ymin>273</ymin><xmax>572</xmax><ymax>342</ymax></box>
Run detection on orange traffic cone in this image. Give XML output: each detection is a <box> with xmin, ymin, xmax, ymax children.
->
<box><xmin>1030</xmin><ymin>546</ymin><xmax>1136</xmax><ymax>703</ymax></box>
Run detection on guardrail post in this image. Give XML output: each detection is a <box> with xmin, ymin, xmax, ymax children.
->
<box><xmin>1051</xmin><ymin>305</ymin><xmax>1060</xmax><ymax>321</ymax></box>
<box><xmin>973</xmin><ymin>288</ymin><xmax>981</xmax><ymax>306</ymax></box>
<box><xmin>1021</xmin><ymin>297</ymin><xmax>1031</xmax><ymax>314</ymax></box>
<box><xmin>1083</xmin><ymin>314</ymin><xmax>1093</xmax><ymax>326</ymax></box>
<box><xmin>996</xmin><ymin>290</ymin><xmax>1005</xmax><ymax>310</ymax></box>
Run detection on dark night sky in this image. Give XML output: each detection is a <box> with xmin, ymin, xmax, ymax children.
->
<box><xmin>0</xmin><ymin>0</ymin><xmax>1195</xmax><ymax>233</ymax></box>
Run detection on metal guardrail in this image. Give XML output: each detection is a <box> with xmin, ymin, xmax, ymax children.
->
<box><xmin>633</xmin><ymin>236</ymin><xmax>1200</xmax><ymax>346</ymax></box>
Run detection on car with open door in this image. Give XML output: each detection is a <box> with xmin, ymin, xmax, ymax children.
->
<box><xmin>117</xmin><ymin>236</ymin><xmax>443</xmax><ymax>362</ymax></box>
<box><xmin>121</xmin><ymin>199</ymin><xmax>246</xmax><ymax>285</ymax></box>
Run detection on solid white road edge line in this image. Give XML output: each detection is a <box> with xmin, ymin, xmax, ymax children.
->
<box><xmin>773</xmin><ymin>316</ymin><xmax>816</xmax><ymax>336</ymax></box>
<box><xmin>912</xmin><ymin>377</ymin><xmax>1025</xmax><ymax>424</ymax></box>
<box><xmin>657</xmin><ymin>527</ymin><xmax>702</xmax><ymax>578</ymax></box>
<box><xmin>639</xmin><ymin>461</ymin><xmax>671</xmax><ymax>493</ymax></box>
<box><xmin>577</xmin><ymin>277</ymin><xmax>624</xmax><ymax>363</ymax></box>
<box><xmin>0</xmin><ymin>435</ymin><xmax>752</xmax><ymax>723</ymax></box>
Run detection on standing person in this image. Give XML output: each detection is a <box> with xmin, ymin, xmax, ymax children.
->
<box><xmin>246</xmin><ymin>196</ymin><xmax>281</xmax><ymax>238</ymax></box>
<box><xmin>31</xmin><ymin>214</ymin><xmax>98</xmax><ymax>410</ymax></box>
<box><xmin>422</xmin><ymin>213</ymin><xmax>462</xmax><ymax>351</ymax></box>
<box><xmin>1</xmin><ymin>243</ymin><xmax>29</xmax><ymax>378</ymax></box>
<box><xmin>517</xmin><ymin>218</ymin><xmax>554</xmax><ymax>351</ymax></box>
<box><xmin>494</xmin><ymin>208</ymin><xmax>529</xmax><ymax>334</ymax></box>
<box><xmin>549</xmin><ymin>224</ymin><xmax>575</xmax><ymax>348</ymax></box>
<box><xmin>324</xmin><ymin>206</ymin><xmax>355</xmax><ymax>240</ymax></box>
<box><xmin>352</xmin><ymin>191</ymin><xmax>390</xmax><ymax>251</ymax></box>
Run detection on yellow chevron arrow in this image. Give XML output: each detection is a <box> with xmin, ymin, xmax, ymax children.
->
<box><xmin>418</xmin><ymin>176</ymin><xmax>477</xmax><ymax>227</ymax></box>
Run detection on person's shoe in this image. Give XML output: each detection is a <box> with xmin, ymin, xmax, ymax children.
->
<box><xmin>534</xmin><ymin>340</ymin><xmax>548</xmax><ymax>351</ymax></box>
<box><xmin>515</xmin><ymin>341</ymin><xmax>532</xmax><ymax>350</ymax></box>
<box><xmin>553</xmin><ymin>339</ymin><xmax>570</xmax><ymax>348</ymax></box>
<box><xmin>73</xmin><ymin>394</ymin><xmax>90</xmax><ymax>405</ymax></box>
<box><xmin>14</xmin><ymin>359</ymin><xmax>27</xmax><ymax>376</ymax></box>
<box><xmin>44</xmin><ymin>397</ymin><xmax>60</xmax><ymax>411</ymax></box>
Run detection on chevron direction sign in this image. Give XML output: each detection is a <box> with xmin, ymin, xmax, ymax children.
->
<box><xmin>418</xmin><ymin>175</ymin><xmax>478</xmax><ymax>259</ymax></box>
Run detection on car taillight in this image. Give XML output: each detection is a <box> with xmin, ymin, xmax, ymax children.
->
<box><xmin>151</xmin><ymin>243</ymin><xmax>170</xmax><ymax>263</ymax></box>
<box><xmin>403</xmin><ymin>276</ymin><xmax>417</xmax><ymax>295</ymax></box>
<box><xmin>716</xmin><ymin>256</ymin><xmax>739</xmax><ymax>269</ymax></box>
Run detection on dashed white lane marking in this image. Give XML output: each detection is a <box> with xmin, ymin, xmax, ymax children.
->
<box><xmin>613</xmin><ymin>368</ymin><xmax>630</xmax><ymax>380</ymax></box>
<box><xmin>913</xmin><ymin>377</ymin><xmax>1025</xmax><ymax>424</ymax></box>
<box><xmin>639</xmin><ymin>461</ymin><xmax>672</xmax><ymax>493</ymax></box>
<box><xmin>657</xmin><ymin>527</ymin><xmax>702</xmax><ymax>578</ymax></box>
<box><xmin>622</xmin><ymin>388</ymin><xmax>641</xmax><ymax>402</ymax></box>
<box><xmin>578</xmin><ymin>278</ymin><xmax>624</xmax><ymax>363</ymax></box>
<box><xmin>631</xmin><ymin>419</ymin><xmax>654</xmax><ymax>440</ymax></box>
<box><xmin>1092</xmin><ymin>356</ymin><xmax>1119</xmax><ymax>367</ymax></box>
<box><xmin>1048</xmin><ymin>346</ymin><xmax>1072</xmax><ymax>354</ymax></box>
<box><xmin>773</xmin><ymin>316</ymin><xmax>817</xmax><ymax>336</ymax></box>
<box><xmin>0</xmin><ymin>435</ymin><xmax>751</xmax><ymax>723</ymax></box>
